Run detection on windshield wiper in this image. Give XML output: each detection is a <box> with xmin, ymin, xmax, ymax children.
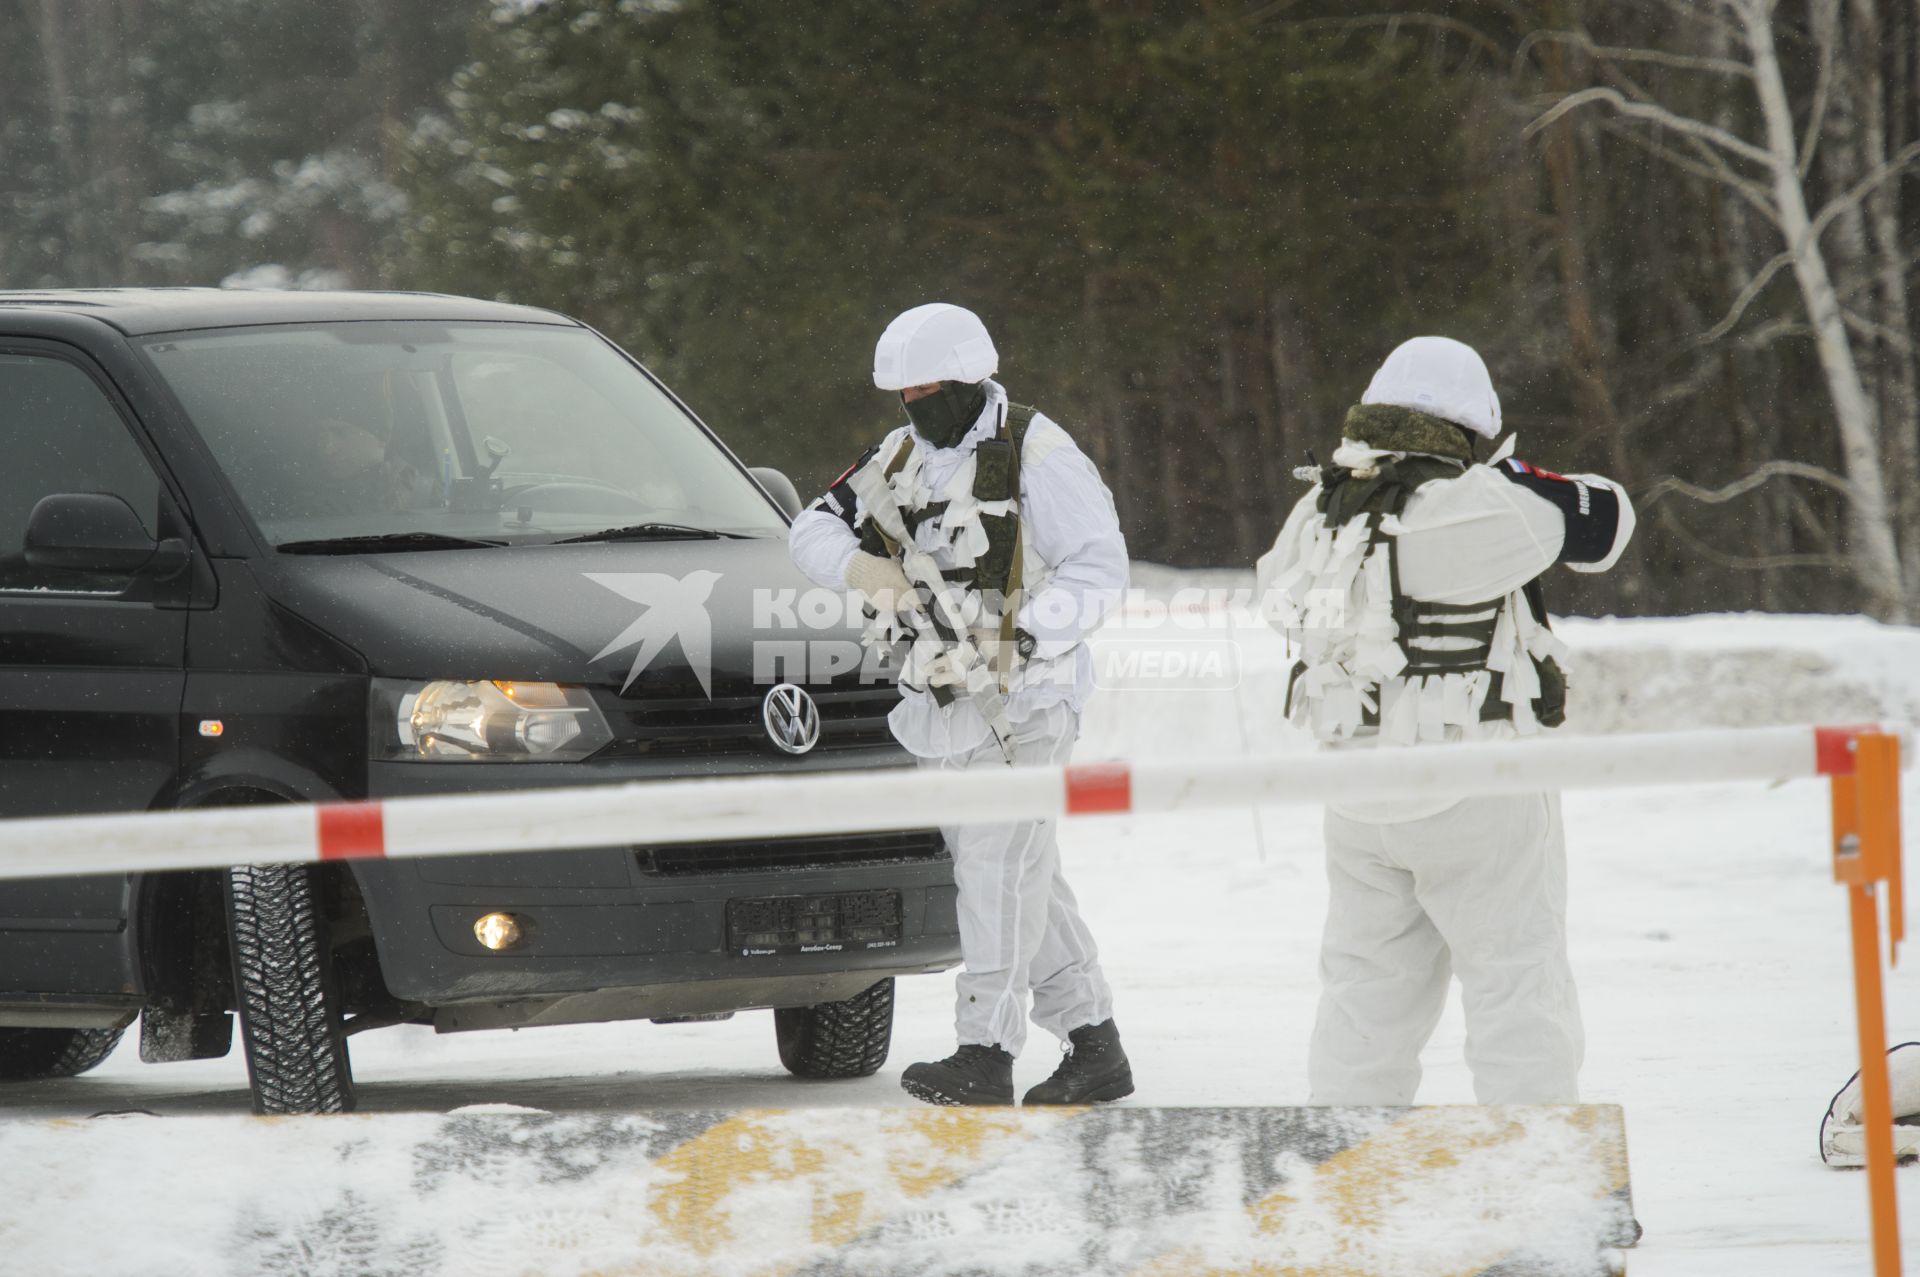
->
<box><xmin>276</xmin><ymin>531</ymin><xmax>509</xmax><ymax>555</ymax></box>
<box><xmin>552</xmin><ymin>522</ymin><xmax>749</xmax><ymax>544</ymax></box>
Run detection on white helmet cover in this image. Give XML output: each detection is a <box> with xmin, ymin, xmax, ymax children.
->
<box><xmin>1361</xmin><ymin>335</ymin><xmax>1503</xmax><ymax>439</ymax></box>
<box><xmin>872</xmin><ymin>303</ymin><xmax>999</xmax><ymax>390</ymax></box>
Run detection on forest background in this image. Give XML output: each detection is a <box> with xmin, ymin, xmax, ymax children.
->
<box><xmin>6</xmin><ymin>0</ymin><xmax>1918</xmax><ymax>619</ymax></box>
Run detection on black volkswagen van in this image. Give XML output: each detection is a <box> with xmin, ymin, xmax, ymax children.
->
<box><xmin>0</xmin><ymin>289</ymin><xmax>957</xmax><ymax>1113</ymax></box>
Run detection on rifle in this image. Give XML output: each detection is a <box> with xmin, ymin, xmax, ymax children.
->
<box><xmin>846</xmin><ymin>462</ymin><xmax>1018</xmax><ymax>765</ymax></box>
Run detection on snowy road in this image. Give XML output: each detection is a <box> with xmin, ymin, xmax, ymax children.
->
<box><xmin>4</xmin><ymin>607</ymin><xmax>1920</xmax><ymax>1273</ymax></box>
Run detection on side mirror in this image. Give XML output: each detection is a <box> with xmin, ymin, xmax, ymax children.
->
<box><xmin>749</xmin><ymin>467</ymin><xmax>804</xmax><ymax>520</ymax></box>
<box><xmin>24</xmin><ymin>493</ymin><xmax>189</xmax><ymax>579</ymax></box>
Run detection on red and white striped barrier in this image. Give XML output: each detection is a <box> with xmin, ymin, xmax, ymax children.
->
<box><xmin>0</xmin><ymin>724</ymin><xmax>1899</xmax><ymax>882</ymax></box>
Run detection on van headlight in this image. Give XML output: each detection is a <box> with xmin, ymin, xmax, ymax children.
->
<box><xmin>372</xmin><ymin>679</ymin><xmax>614</xmax><ymax>762</ymax></box>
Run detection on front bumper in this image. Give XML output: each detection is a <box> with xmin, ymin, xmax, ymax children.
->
<box><xmin>354</xmin><ymin>747</ymin><xmax>961</xmax><ymax>1028</ymax></box>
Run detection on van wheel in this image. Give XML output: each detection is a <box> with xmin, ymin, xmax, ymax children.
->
<box><xmin>774</xmin><ymin>978</ymin><xmax>894</xmax><ymax>1079</ymax></box>
<box><xmin>225</xmin><ymin>864</ymin><xmax>355</xmax><ymax>1114</ymax></box>
<box><xmin>0</xmin><ymin>1026</ymin><xmax>126</xmax><ymax>1081</ymax></box>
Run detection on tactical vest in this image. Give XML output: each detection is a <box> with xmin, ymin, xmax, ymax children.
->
<box><xmin>853</xmin><ymin>402</ymin><xmax>1056</xmax><ymax>691</ymax></box>
<box><xmin>1277</xmin><ymin>453</ymin><xmax>1568</xmax><ymax>744</ymax></box>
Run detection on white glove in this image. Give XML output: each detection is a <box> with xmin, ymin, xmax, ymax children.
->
<box><xmin>921</xmin><ymin>651</ymin><xmax>966</xmax><ymax>689</ymax></box>
<box><xmin>845</xmin><ymin>551</ymin><xmax>916</xmax><ymax>614</ymax></box>
<box><xmin>1821</xmin><ymin>1041</ymin><xmax>1920</xmax><ymax>1166</ymax></box>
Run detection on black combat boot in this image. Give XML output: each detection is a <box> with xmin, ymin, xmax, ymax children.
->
<box><xmin>1022</xmin><ymin>1019</ymin><xmax>1134</xmax><ymax>1105</ymax></box>
<box><xmin>900</xmin><ymin>1044</ymin><xmax>1015</xmax><ymax>1106</ymax></box>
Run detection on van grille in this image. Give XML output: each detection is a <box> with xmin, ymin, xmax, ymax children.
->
<box><xmin>597</xmin><ymin>686</ymin><xmax>897</xmax><ymax>759</ymax></box>
<box><xmin>637</xmin><ymin>829</ymin><xmax>948</xmax><ymax>877</ymax></box>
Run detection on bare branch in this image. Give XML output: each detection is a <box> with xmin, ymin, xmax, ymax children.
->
<box><xmin>1784</xmin><ymin>485</ymin><xmax>1840</xmax><ymax>555</ymax></box>
<box><xmin>1579</xmin><ymin>48</ymin><xmax>1781</xmax><ymax>224</ymax></box>
<box><xmin>1232</xmin><ymin>0</ymin><xmax>1311</xmax><ymax>28</ymax></box>
<box><xmin>1599</xmin><ymin>117</ymin><xmax>1779</xmax><ymax>226</ymax></box>
<box><xmin>1514</xmin><ymin>27</ymin><xmax>1752</xmax><ymax>79</ymax></box>
<box><xmin>1523</xmin><ymin>86</ymin><xmax>1779</xmax><ymax>170</ymax></box>
<box><xmin>1623</xmin><ymin>356</ymin><xmax>1726</xmax><ymax>433</ymax></box>
<box><xmin>1807</xmin><ymin>140</ymin><xmax>1920</xmax><ymax>244</ymax></box>
<box><xmin>1655</xmin><ymin>508</ymin><xmax>1850</xmax><ymax>572</ymax></box>
<box><xmin>1733</xmin><ymin>315</ymin><xmax>1813</xmax><ymax>350</ymax></box>
<box><xmin>1636</xmin><ymin>0</ymin><xmax>1744</xmax><ymax>39</ymax></box>
<box><xmin>1828</xmin><ymin>247</ymin><xmax>1920</xmax><ymax>306</ymax></box>
<box><xmin>1797</xmin><ymin>0</ymin><xmax>1839</xmax><ymax>177</ymax></box>
<box><xmin>1699</xmin><ymin>250</ymin><xmax>1794</xmax><ymax>343</ymax></box>
<box><xmin>1639</xmin><ymin>458</ymin><xmax>1855</xmax><ymax>510</ymax></box>
<box><xmin>1843</xmin><ymin>308</ymin><xmax>1916</xmax><ymax>354</ymax></box>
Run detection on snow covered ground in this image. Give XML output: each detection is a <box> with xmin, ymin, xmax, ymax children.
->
<box><xmin>3</xmin><ymin>581</ymin><xmax>1918</xmax><ymax>1273</ymax></box>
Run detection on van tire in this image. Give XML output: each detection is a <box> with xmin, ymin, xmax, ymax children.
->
<box><xmin>774</xmin><ymin>978</ymin><xmax>894</xmax><ymax>1079</ymax></box>
<box><xmin>0</xmin><ymin>1026</ymin><xmax>126</xmax><ymax>1081</ymax></box>
<box><xmin>225</xmin><ymin>863</ymin><xmax>355</xmax><ymax>1114</ymax></box>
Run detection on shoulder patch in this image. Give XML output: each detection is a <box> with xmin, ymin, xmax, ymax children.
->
<box><xmin>1503</xmin><ymin>458</ymin><xmax>1569</xmax><ymax>483</ymax></box>
<box><xmin>809</xmin><ymin>440</ymin><xmax>887</xmax><ymax>528</ymax></box>
<box><xmin>1497</xmin><ymin>458</ymin><xmax>1621</xmax><ymax>565</ymax></box>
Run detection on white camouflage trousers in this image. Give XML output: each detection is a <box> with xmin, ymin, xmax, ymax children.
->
<box><xmin>1308</xmin><ymin>792</ymin><xmax>1584</xmax><ymax>1105</ymax></box>
<box><xmin>920</xmin><ymin>701</ymin><xmax>1115</xmax><ymax>1056</ymax></box>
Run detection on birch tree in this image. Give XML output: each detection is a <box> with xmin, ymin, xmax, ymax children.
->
<box><xmin>1528</xmin><ymin>0</ymin><xmax>1920</xmax><ymax>620</ymax></box>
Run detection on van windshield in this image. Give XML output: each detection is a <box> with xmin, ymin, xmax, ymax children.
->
<box><xmin>140</xmin><ymin>321</ymin><xmax>787</xmax><ymax>547</ymax></box>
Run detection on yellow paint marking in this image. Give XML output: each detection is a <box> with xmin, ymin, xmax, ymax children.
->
<box><xmin>645</xmin><ymin>1107</ymin><xmax>1064</xmax><ymax>1274</ymax></box>
<box><xmin>889</xmin><ymin>1107</ymin><xmax>1054</xmax><ymax>1197</ymax></box>
<box><xmin>1127</xmin><ymin>1107</ymin><xmax>1632</xmax><ymax>1277</ymax></box>
<box><xmin>1566</xmin><ymin>1103</ymin><xmax>1633</xmax><ymax>1191</ymax></box>
<box><xmin>647</xmin><ymin>1112</ymin><xmax>825</xmax><ymax>1257</ymax></box>
<box><xmin>1253</xmin><ymin>1108</ymin><xmax>1530</xmax><ymax>1242</ymax></box>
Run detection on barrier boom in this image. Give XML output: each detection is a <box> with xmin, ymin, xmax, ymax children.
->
<box><xmin>0</xmin><ymin>720</ymin><xmax>1905</xmax><ymax>1272</ymax></box>
<box><xmin>1830</xmin><ymin>729</ymin><xmax>1907</xmax><ymax>1277</ymax></box>
<box><xmin>0</xmin><ymin>723</ymin><xmax>1893</xmax><ymax>881</ymax></box>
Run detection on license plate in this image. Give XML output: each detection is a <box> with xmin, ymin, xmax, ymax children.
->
<box><xmin>727</xmin><ymin>890</ymin><xmax>903</xmax><ymax>957</ymax></box>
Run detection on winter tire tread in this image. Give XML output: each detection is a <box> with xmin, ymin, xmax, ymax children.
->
<box><xmin>0</xmin><ymin>1025</ymin><xmax>126</xmax><ymax>1082</ymax></box>
<box><xmin>774</xmin><ymin>978</ymin><xmax>894</xmax><ymax>1079</ymax></box>
<box><xmin>226</xmin><ymin>863</ymin><xmax>354</xmax><ymax>1114</ymax></box>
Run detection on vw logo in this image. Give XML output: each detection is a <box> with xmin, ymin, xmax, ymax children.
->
<box><xmin>762</xmin><ymin>683</ymin><xmax>821</xmax><ymax>755</ymax></box>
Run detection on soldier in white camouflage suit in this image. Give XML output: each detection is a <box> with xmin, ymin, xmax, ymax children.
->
<box><xmin>1258</xmin><ymin>336</ymin><xmax>1636</xmax><ymax>1105</ymax></box>
<box><xmin>790</xmin><ymin>303</ymin><xmax>1133</xmax><ymax>1107</ymax></box>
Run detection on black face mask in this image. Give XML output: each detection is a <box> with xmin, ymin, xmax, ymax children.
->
<box><xmin>903</xmin><ymin>380</ymin><xmax>988</xmax><ymax>449</ymax></box>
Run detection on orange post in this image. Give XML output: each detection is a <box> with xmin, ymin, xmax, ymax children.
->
<box><xmin>1827</xmin><ymin>728</ymin><xmax>1905</xmax><ymax>1277</ymax></box>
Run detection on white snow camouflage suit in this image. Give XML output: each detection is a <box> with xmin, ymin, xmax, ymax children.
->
<box><xmin>789</xmin><ymin>378</ymin><xmax>1127</xmax><ymax>1055</ymax></box>
<box><xmin>1258</xmin><ymin>381</ymin><xmax>1634</xmax><ymax>1105</ymax></box>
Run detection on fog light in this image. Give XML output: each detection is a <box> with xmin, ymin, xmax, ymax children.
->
<box><xmin>473</xmin><ymin>912</ymin><xmax>524</xmax><ymax>951</ymax></box>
